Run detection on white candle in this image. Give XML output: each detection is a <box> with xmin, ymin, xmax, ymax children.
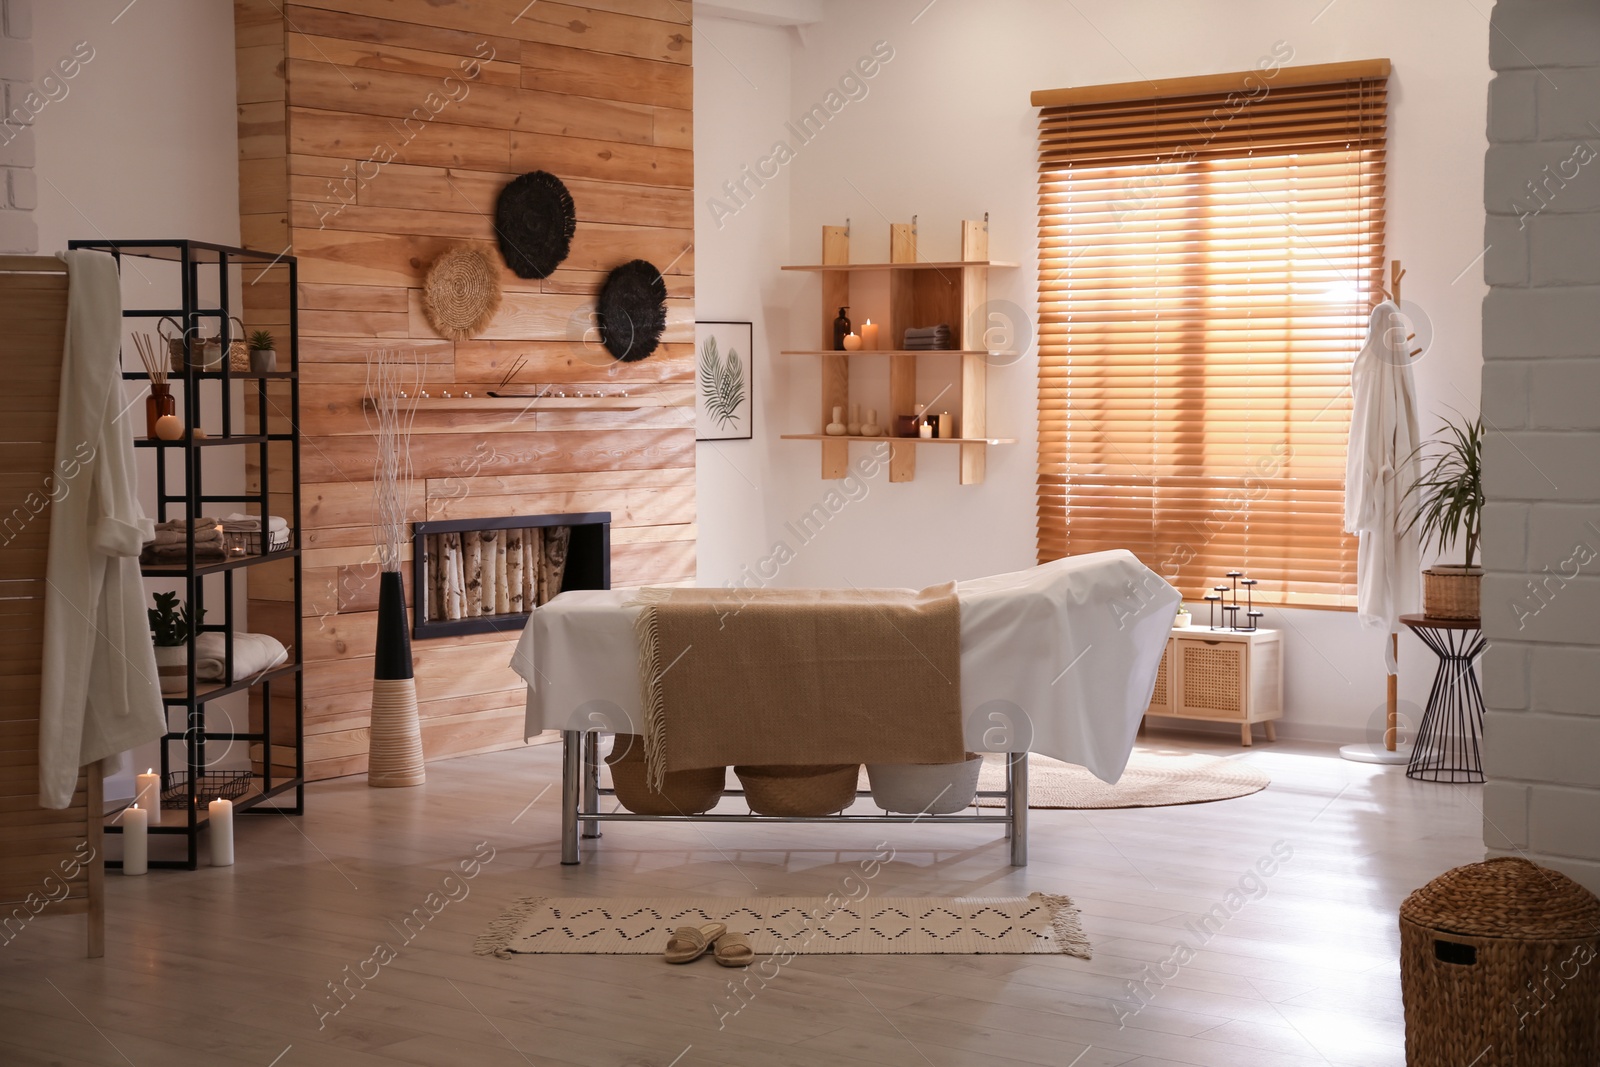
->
<box><xmin>919</xmin><ymin>420</ymin><xmax>934</xmax><ymax>439</ymax></box>
<box><xmin>842</xmin><ymin>332</ymin><xmax>862</xmax><ymax>351</ymax></box>
<box><xmin>123</xmin><ymin>804</ymin><xmax>148</xmax><ymax>876</ymax></box>
<box><xmin>861</xmin><ymin>320</ymin><xmax>879</xmax><ymax>351</ymax></box>
<box><xmin>135</xmin><ymin>768</ymin><xmax>160</xmax><ymax>817</ymax></box>
<box><xmin>208</xmin><ymin>797</ymin><xmax>234</xmax><ymax>867</ymax></box>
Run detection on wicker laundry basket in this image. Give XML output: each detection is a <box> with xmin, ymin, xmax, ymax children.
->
<box><xmin>605</xmin><ymin>734</ymin><xmax>724</xmax><ymax>816</ymax></box>
<box><xmin>1400</xmin><ymin>857</ymin><xmax>1600</xmax><ymax>1066</ymax></box>
<box><xmin>734</xmin><ymin>764</ymin><xmax>859</xmax><ymax>817</ymax></box>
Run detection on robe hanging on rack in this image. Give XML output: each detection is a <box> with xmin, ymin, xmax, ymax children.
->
<box><xmin>1344</xmin><ymin>299</ymin><xmax>1421</xmax><ymax>634</ymax></box>
<box><xmin>37</xmin><ymin>250</ymin><xmax>165</xmax><ymax>809</ymax></box>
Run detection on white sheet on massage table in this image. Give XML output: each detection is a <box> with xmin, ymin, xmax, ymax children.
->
<box><xmin>511</xmin><ymin>551</ymin><xmax>1179</xmax><ymax>784</ymax></box>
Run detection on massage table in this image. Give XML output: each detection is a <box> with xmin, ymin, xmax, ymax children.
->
<box><xmin>512</xmin><ymin>551</ymin><xmax>1179</xmax><ymax>866</ymax></box>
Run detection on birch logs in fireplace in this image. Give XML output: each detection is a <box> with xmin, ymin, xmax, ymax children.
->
<box><xmin>427</xmin><ymin>526</ymin><xmax>571</xmax><ymax>621</ymax></box>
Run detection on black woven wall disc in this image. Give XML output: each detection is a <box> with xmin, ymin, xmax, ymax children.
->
<box><xmin>597</xmin><ymin>259</ymin><xmax>668</xmax><ymax>362</ymax></box>
<box><xmin>494</xmin><ymin>171</ymin><xmax>577</xmax><ymax>279</ymax></box>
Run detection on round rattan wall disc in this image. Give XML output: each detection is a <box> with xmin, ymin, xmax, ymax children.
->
<box><xmin>597</xmin><ymin>259</ymin><xmax>668</xmax><ymax>363</ymax></box>
<box><xmin>422</xmin><ymin>244</ymin><xmax>502</xmax><ymax>341</ymax></box>
<box><xmin>495</xmin><ymin>170</ymin><xmax>577</xmax><ymax>279</ymax></box>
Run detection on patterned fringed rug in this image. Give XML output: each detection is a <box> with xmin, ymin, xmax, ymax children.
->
<box><xmin>476</xmin><ymin>894</ymin><xmax>1090</xmax><ymax>960</ymax></box>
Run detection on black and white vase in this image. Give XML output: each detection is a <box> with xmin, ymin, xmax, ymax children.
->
<box><xmin>367</xmin><ymin>570</ymin><xmax>425</xmax><ymax>787</ymax></box>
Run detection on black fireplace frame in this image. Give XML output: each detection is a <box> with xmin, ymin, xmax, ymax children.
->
<box><xmin>411</xmin><ymin>511</ymin><xmax>611</xmax><ymax>639</ymax></box>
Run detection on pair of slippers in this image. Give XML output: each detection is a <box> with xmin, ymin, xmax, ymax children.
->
<box><xmin>664</xmin><ymin>923</ymin><xmax>753</xmax><ymax>967</ymax></box>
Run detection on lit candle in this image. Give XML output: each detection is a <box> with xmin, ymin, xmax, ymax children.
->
<box><xmin>208</xmin><ymin>797</ymin><xmax>234</xmax><ymax>867</ymax></box>
<box><xmin>135</xmin><ymin>768</ymin><xmax>160</xmax><ymax>816</ymax></box>
<box><xmin>860</xmin><ymin>320</ymin><xmax>879</xmax><ymax>350</ymax></box>
<box><xmin>919</xmin><ymin>420</ymin><xmax>934</xmax><ymax>439</ymax></box>
<box><xmin>842</xmin><ymin>332</ymin><xmax>862</xmax><ymax>351</ymax></box>
<box><xmin>123</xmin><ymin>804</ymin><xmax>148</xmax><ymax>876</ymax></box>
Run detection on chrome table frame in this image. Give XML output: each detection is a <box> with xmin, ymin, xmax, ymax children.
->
<box><xmin>559</xmin><ymin>731</ymin><xmax>1028</xmax><ymax>867</ymax></box>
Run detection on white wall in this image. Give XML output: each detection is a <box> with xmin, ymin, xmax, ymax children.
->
<box><xmin>693</xmin><ymin>15</ymin><xmax>796</xmax><ymax>586</ymax></box>
<box><xmin>694</xmin><ymin>0</ymin><xmax>1492</xmax><ymax>741</ymax></box>
<box><xmin>1480</xmin><ymin>0</ymin><xmax>1600</xmax><ymax>893</ymax></box>
<box><xmin>32</xmin><ymin>0</ymin><xmax>239</xmax><ymax>255</ymax></box>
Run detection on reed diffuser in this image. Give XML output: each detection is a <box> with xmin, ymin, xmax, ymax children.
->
<box><xmin>131</xmin><ymin>332</ymin><xmax>176</xmax><ymax>440</ymax></box>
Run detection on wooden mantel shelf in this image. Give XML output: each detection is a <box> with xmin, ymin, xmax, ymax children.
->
<box><xmin>363</xmin><ymin>394</ymin><xmax>671</xmax><ymax>412</ymax></box>
<box><xmin>782</xmin><ymin>260</ymin><xmax>1018</xmax><ymax>272</ymax></box>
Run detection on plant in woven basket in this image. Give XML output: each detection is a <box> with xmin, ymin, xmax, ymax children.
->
<box><xmin>1404</xmin><ymin>414</ymin><xmax>1484</xmax><ymax>618</ymax></box>
<box><xmin>698</xmin><ymin>334</ymin><xmax>745</xmax><ymax>430</ymax></box>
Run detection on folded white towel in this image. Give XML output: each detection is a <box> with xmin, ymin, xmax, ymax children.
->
<box><xmin>193</xmin><ymin>631</ymin><xmax>288</xmax><ymax>683</ymax></box>
<box><xmin>220</xmin><ymin>513</ymin><xmax>290</xmax><ymax>533</ymax></box>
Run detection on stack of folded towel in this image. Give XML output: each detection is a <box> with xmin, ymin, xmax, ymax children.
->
<box><xmin>903</xmin><ymin>324</ymin><xmax>952</xmax><ymax>350</ymax></box>
<box><xmin>195</xmin><ymin>631</ymin><xmax>288</xmax><ymax>683</ymax></box>
<box><xmin>142</xmin><ymin>517</ymin><xmax>227</xmax><ymax>563</ymax></box>
<box><xmin>221</xmin><ymin>513</ymin><xmax>290</xmax><ymax>554</ymax></box>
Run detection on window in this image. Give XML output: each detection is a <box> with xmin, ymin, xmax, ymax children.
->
<box><xmin>1034</xmin><ymin>60</ymin><xmax>1389</xmax><ymax>607</ymax></box>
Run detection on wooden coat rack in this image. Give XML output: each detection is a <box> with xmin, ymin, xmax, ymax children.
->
<box><xmin>0</xmin><ymin>255</ymin><xmax>105</xmax><ymax>957</ymax></box>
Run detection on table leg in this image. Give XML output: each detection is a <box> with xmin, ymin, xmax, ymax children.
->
<box><xmin>1009</xmin><ymin>752</ymin><xmax>1029</xmax><ymax>867</ymax></box>
<box><xmin>1264</xmin><ymin>721</ymin><xmax>1276</xmax><ymax>742</ymax></box>
<box><xmin>561</xmin><ymin>731</ymin><xmax>581</xmax><ymax>865</ymax></box>
<box><xmin>582</xmin><ymin>732</ymin><xmax>601</xmax><ymax>840</ymax></box>
<box><xmin>1240</xmin><ymin>722</ymin><xmax>1253</xmax><ymax>747</ymax></box>
<box><xmin>1405</xmin><ymin>626</ymin><xmax>1486</xmax><ymax>784</ymax></box>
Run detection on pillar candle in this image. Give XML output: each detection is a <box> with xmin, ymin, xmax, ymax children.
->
<box><xmin>861</xmin><ymin>320</ymin><xmax>880</xmax><ymax>350</ymax></box>
<box><xmin>208</xmin><ymin>797</ymin><xmax>234</xmax><ymax>867</ymax></box>
<box><xmin>123</xmin><ymin>805</ymin><xmax>148</xmax><ymax>876</ymax></box>
<box><xmin>134</xmin><ymin>768</ymin><xmax>160</xmax><ymax>816</ymax></box>
<box><xmin>919</xmin><ymin>420</ymin><xmax>934</xmax><ymax>439</ymax></box>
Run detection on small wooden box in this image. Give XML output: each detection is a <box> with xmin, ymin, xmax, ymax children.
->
<box><xmin>1144</xmin><ymin>627</ymin><xmax>1283</xmax><ymax>746</ymax></box>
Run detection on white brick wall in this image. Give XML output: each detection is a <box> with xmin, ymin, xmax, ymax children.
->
<box><xmin>1483</xmin><ymin>0</ymin><xmax>1600</xmax><ymax>895</ymax></box>
<box><xmin>0</xmin><ymin>0</ymin><xmax>32</xmax><ymax>253</ymax></box>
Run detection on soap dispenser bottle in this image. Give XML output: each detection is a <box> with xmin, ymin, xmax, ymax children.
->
<box><xmin>832</xmin><ymin>306</ymin><xmax>852</xmax><ymax>351</ymax></box>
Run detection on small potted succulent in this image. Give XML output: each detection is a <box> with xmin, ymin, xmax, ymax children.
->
<box><xmin>248</xmin><ymin>329</ymin><xmax>277</xmax><ymax>373</ymax></box>
<box><xmin>1405</xmin><ymin>415</ymin><xmax>1483</xmax><ymax>619</ymax></box>
<box><xmin>148</xmin><ymin>591</ymin><xmax>202</xmax><ymax>695</ymax></box>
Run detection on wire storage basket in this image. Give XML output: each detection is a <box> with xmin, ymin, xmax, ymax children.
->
<box><xmin>1400</xmin><ymin>857</ymin><xmax>1600</xmax><ymax>1066</ymax></box>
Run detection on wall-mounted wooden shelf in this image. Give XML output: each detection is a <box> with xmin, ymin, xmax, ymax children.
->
<box><xmin>780</xmin><ymin>349</ymin><xmax>994</xmax><ymax>358</ymax></box>
<box><xmin>780</xmin><ymin>434</ymin><xmax>1017</xmax><ymax>445</ymax></box>
<box><xmin>781</xmin><ymin>219</ymin><xmax>1010</xmax><ymax>485</ymax></box>
<box><xmin>781</xmin><ymin>260</ymin><xmax>1019</xmax><ymax>272</ymax></box>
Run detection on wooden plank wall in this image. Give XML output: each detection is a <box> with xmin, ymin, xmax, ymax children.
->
<box><xmin>233</xmin><ymin>0</ymin><xmax>695</xmax><ymax>782</ymax></box>
<box><xmin>0</xmin><ymin>258</ymin><xmax>103</xmax><ymax>956</ymax></box>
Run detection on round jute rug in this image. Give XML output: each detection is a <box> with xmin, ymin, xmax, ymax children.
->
<box><xmin>972</xmin><ymin>748</ymin><xmax>1270</xmax><ymax>810</ymax></box>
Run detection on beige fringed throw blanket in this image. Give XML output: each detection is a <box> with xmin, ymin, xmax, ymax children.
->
<box><xmin>633</xmin><ymin>584</ymin><xmax>965</xmax><ymax>788</ymax></box>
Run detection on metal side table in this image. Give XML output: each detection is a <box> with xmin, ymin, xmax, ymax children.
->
<box><xmin>1399</xmin><ymin>614</ymin><xmax>1486</xmax><ymax>783</ymax></box>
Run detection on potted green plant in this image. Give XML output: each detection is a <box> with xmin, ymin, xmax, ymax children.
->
<box><xmin>1404</xmin><ymin>415</ymin><xmax>1483</xmax><ymax>619</ymax></box>
<box><xmin>248</xmin><ymin>329</ymin><xmax>277</xmax><ymax>373</ymax></box>
<box><xmin>149</xmin><ymin>591</ymin><xmax>201</xmax><ymax>694</ymax></box>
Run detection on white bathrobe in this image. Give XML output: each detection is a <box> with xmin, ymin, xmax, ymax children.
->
<box><xmin>1344</xmin><ymin>300</ymin><xmax>1421</xmax><ymax>633</ymax></box>
<box><xmin>38</xmin><ymin>250</ymin><xmax>166</xmax><ymax>809</ymax></box>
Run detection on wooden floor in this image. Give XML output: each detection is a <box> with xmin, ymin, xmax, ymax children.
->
<box><xmin>2</xmin><ymin>733</ymin><xmax>1483</xmax><ymax>1067</ymax></box>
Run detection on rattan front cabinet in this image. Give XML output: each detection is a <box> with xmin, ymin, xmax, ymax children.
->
<box><xmin>1144</xmin><ymin>628</ymin><xmax>1282</xmax><ymax>746</ymax></box>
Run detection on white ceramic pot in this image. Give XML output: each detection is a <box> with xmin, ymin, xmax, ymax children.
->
<box><xmin>153</xmin><ymin>644</ymin><xmax>187</xmax><ymax>695</ymax></box>
<box><xmin>866</xmin><ymin>754</ymin><xmax>983</xmax><ymax>815</ymax></box>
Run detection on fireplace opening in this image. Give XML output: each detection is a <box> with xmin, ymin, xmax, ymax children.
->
<box><xmin>411</xmin><ymin>512</ymin><xmax>611</xmax><ymax>639</ymax></box>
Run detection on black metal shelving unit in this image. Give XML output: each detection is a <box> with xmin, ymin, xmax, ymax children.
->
<box><xmin>70</xmin><ymin>239</ymin><xmax>305</xmax><ymax>870</ymax></box>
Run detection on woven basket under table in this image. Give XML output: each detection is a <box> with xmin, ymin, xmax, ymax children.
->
<box><xmin>734</xmin><ymin>763</ymin><xmax>859</xmax><ymax>817</ymax></box>
<box><xmin>1400</xmin><ymin>856</ymin><xmax>1600</xmax><ymax>1066</ymax></box>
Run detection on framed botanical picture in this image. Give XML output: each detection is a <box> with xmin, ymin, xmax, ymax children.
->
<box><xmin>695</xmin><ymin>320</ymin><xmax>753</xmax><ymax>441</ymax></box>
